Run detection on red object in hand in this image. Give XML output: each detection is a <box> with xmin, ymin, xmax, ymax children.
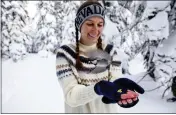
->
<box><xmin>121</xmin><ymin>90</ymin><xmax>139</xmax><ymax>99</ymax></box>
<box><xmin>118</xmin><ymin>90</ymin><xmax>139</xmax><ymax>105</ymax></box>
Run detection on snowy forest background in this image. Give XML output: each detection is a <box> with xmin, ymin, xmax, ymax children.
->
<box><xmin>1</xmin><ymin>0</ymin><xmax>176</xmax><ymax>112</ymax></box>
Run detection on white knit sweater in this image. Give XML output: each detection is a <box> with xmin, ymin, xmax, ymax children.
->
<box><xmin>55</xmin><ymin>42</ymin><xmax>122</xmax><ymax>113</ymax></box>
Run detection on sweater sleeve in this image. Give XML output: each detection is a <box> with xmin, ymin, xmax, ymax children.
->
<box><xmin>56</xmin><ymin>55</ymin><xmax>99</xmax><ymax>107</ymax></box>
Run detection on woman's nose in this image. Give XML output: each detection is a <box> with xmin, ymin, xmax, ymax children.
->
<box><xmin>92</xmin><ymin>25</ymin><xmax>99</xmax><ymax>31</ymax></box>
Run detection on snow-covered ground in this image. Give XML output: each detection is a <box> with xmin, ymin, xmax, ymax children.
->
<box><xmin>2</xmin><ymin>25</ymin><xmax>176</xmax><ymax>113</ymax></box>
<box><xmin>2</xmin><ymin>1</ymin><xmax>176</xmax><ymax>113</ymax></box>
<box><xmin>2</xmin><ymin>52</ymin><xmax>176</xmax><ymax>113</ymax></box>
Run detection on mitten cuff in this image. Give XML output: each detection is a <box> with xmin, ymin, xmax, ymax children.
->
<box><xmin>94</xmin><ymin>81</ymin><xmax>103</xmax><ymax>95</ymax></box>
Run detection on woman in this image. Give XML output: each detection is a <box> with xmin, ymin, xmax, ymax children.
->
<box><xmin>56</xmin><ymin>0</ymin><xmax>144</xmax><ymax>113</ymax></box>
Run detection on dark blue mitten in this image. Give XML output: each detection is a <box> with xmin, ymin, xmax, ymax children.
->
<box><xmin>102</xmin><ymin>78</ymin><xmax>145</xmax><ymax>108</ymax></box>
<box><xmin>113</xmin><ymin>78</ymin><xmax>145</xmax><ymax>94</ymax></box>
<box><xmin>94</xmin><ymin>80</ymin><xmax>127</xmax><ymax>101</ymax></box>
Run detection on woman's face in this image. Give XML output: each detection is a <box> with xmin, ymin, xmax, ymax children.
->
<box><xmin>80</xmin><ymin>16</ymin><xmax>104</xmax><ymax>46</ymax></box>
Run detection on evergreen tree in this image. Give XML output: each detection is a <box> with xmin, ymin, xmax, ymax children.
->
<box><xmin>103</xmin><ymin>1</ymin><xmax>171</xmax><ymax>83</ymax></box>
<box><xmin>54</xmin><ymin>1</ymin><xmax>66</xmax><ymax>49</ymax></box>
<box><xmin>61</xmin><ymin>1</ymin><xmax>80</xmax><ymax>46</ymax></box>
<box><xmin>154</xmin><ymin>50</ymin><xmax>176</xmax><ymax>98</ymax></box>
<box><xmin>1</xmin><ymin>1</ymin><xmax>30</xmax><ymax>62</ymax></box>
<box><xmin>33</xmin><ymin>1</ymin><xmax>58</xmax><ymax>53</ymax></box>
<box><xmin>118</xmin><ymin>0</ymin><xmax>133</xmax><ymax>11</ymax></box>
<box><xmin>141</xmin><ymin>1</ymin><xmax>171</xmax><ymax>81</ymax></box>
<box><xmin>33</xmin><ymin>1</ymin><xmax>79</xmax><ymax>54</ymax></box>
<box><xmin>103</xmin><ymin>1</ymin><xmax>148</xmax><ymax>74</ymax></box>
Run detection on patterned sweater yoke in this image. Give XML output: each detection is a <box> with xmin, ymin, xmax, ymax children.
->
<box><xmin>56</xmin><ymin>43</ymin><xmax>113</xmax><ymax>66</ymax></box>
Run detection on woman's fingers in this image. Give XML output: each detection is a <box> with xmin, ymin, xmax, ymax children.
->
<box><xmin>133</xmin><ymin>97</ymin><xmax>138</xmax><ymax>101</ymax></box>
<box><xmin>118</xmin><ymin>100</ymin><xmax>127</xmax><ymax>105</ymax></box>
<box><xmin>117</xmin><ymin>90</ymin><xmax>139</xmax><ymax>106</ymax></box>
<box><xmin>118</xmin><ymin>100</ymin><xmax>122</xmax><ymax>105</ymax></box>
<box><xmin>118</xmin><ymin>98</ymin><xmax>133</xmax><ymax>105</ymax></box>
<box><xmin>127</xmin><ymin>90</ymin><xmax>139</xmax><ymax>97</ymax></box>
<box><xmin>121</xmin><ymin>90</ymin><xmax>138</xmax><ymax>99</ymax></box>
<box><xmin>122</xmin><ymin>100</ymin><xmax>127</xmax><ymax>105</ymax></box>
<box><xmin>127</xmin><ymin>99</ymin><xmax>133</xmax><ymax>104</ymax></box>
<box><xmin>121</xmin><ymin>93</ymin><xmax>135</xmax><ymax>99</ymax></box>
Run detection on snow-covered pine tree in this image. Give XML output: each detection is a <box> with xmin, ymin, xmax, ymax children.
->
<box><xmin>143</xmin><ymin>29</ymin><xmax>176</xmax><ymax>99</ymax></box>
<box><xmin>53</xmin><ymin>1</ymin><xmax>66</xmax><ymax>50</ymax></box>
<box><xmin>103</xmin><ymin>1</ymin><xmax>171</xmax><ymax>82</ymax></box>
<box><xmin>103</xmin><ymin>1</ymin><xmax>147</xmax><ymax>51</ymax></box>
<box><xmin>22</xmin><ymin>15</ymin><xmax>38</xmax><ymax>53</ymax></box>
<box><xmin>117</xmin><ymin>0</ymin><xmax>133</xmax><ymax>11</ymax></box>
<box><xmin>1</xmin><ymin>1</ymin><xmax>30</xmax><ymax>62</ymax></box>
<box><xmin>20</xmin><ymin>1</ymin><xmax>40</xmax><ymax>54</ymax></box>
<box><xmin>141</xmin><ymin>1</ymin><xmax>171</xmax><ymax>81</ymax></box>
<box><xmin>53</xmin><ymin>1</ymin><xmax>82</xmax><ymax>53</ymax></box>
<box><xmin>104</xmin><ymin>1</ymin><xmax>133</xmax><ymax>45</ymax></box>
<box><xmin>143</xmin><ymin>40</ymin><xmax>163</xmax><ymax>81</ymax></box>
<box><xmin>103</xmin><ymin>1</ymin><xmax>147</xmax><ymax>74</ymax></box>
<box><xmin>33</xmin><ymin>1</ymin><xmax>81</xmax><ymax>54</ymax></box>
<box><xmin>33</xmin><ymin>1</ymin><xmax>56</xmax><ymax>53</ymax></box>
<box><xmin>154</xmin><ymin>50</ymin><xmax>176</xmax><ymax>98</ymax></box>
<box><xmin>61</xmin><ymin>1</ymin><xmax>80</xmax><ymax>46</ymax></box>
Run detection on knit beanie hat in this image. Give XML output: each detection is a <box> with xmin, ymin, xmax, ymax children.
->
<box><xmin>75</xmin><ymin>1</ymin><xmax>105</xmax><ymax>31</ymax></box>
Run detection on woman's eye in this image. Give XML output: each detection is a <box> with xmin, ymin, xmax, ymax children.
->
<box><xmin>87</xmin><ymin>24</ymin><xmax>93</xmax><ymax>26</ymax></box>
<box><xmin>98</xmin><ymin>24</ymin><xmax>103</xmax><ymax>27</ymax></box>
<box><xmin>86</xmin><ymin>23</ymin><xmax>103</xmax><ymax>27</ymax></box>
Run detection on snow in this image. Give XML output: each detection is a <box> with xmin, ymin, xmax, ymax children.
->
<box><xmin>147</xmin><ymin>1</ymin><xmax>170</xmax><ymax>9</ymax></box>
<box><xmin>45</xmin><ymin>14</ymin><xmax>56</xmax><ymax>23</ymax></box>
<box><xmin>128</xmin><ymin>53</ymin><xmax>147</xmax><ymax>75</ymax></box>
<box><xmin>156</xmin><ymin>31</ymin><xmax>176</xmax><ymax>56</ymax></box>
<box><xmin>2</xmin><ymin>1</ymin><xmax>176</xmax><ymax>114</ymax></box>
<box><xmin>145</xmin><ymin>11</ymin><xmax>169</xmax><ymax>40</ymax></box>
<box><xmin>103</xmin><ymin>16</ymin><xmax>119</xmax><ymax>43</ymax></box>
<box><xmin>2</xmin><ymin>54</ymin><xmax>64</xmax><ymax>113</ymax></box>
<box><xmin>143</xmin><ymin>3</ymin><xmax>170</xmax><ymax>41</ymax></box>
<box><xmin>26</xmin><ymin>1</ymin><xmax>37</xmax><ymax>18</ymax></box>
<box><xmin>2</xmin><ymin>53</ymin><xmax>176</xmax><ymax>113</ymax></box>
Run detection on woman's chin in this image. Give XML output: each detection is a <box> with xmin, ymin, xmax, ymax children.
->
<box><xmin>88</xmin><ymin>39</ymin><xmax>98</xmax><ymax>44</ymax></box>
<box><xmin>88</xmin><ymin>36</ymin><xmax>98</xmax><ymax>41</ymax></box>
